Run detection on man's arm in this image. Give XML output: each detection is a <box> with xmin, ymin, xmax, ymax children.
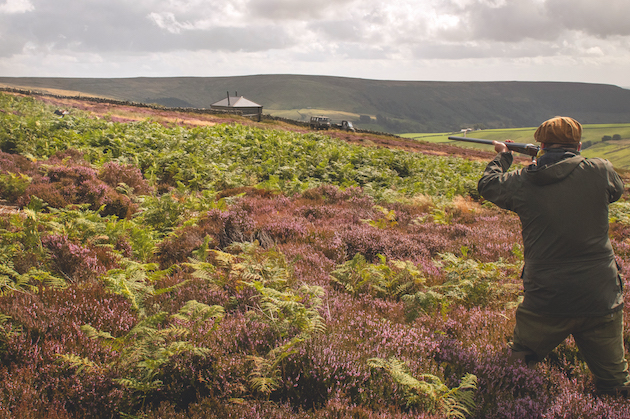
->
<box><xmin>607</xmin><ymin>164</ymin><xmax>625</xmax><ymax>203</ymax></box>
<box><xmin>477</xmin><ymin>143</ymin><xmax>515</xmax><ymax>210</ymax></box>
<box><xmin>493</xmin><ymin>141</ymin><xmax>510</xmax><ymax>154</ymax></box>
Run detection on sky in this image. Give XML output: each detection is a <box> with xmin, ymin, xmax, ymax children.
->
<box><xmin>1</xmin><ymin>0</ymin><xmax>630</xmax><ymax>87</ymax></box>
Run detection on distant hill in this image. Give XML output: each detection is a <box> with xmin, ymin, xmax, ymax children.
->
<box><xmin>2</xmin><ymin>75</ymin><xmax>630</xmax><ymax>133</ymax></box>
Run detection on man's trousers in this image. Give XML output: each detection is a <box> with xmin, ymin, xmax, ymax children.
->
<box><xmin>510</xmin><ymin>305</ymin><xmax>630</xmax><ymax>392</ymax></box>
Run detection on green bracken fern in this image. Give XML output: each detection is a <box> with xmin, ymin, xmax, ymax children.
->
<box><xmin>78</xmin><ymin>300</ymin><xmax>223</xmax><ymax>409</ymax></box>
<box><xmin>368</xmin><ymin>357</ymin><xmax>477</xmax><ymax>418</ymax></box>
<box><xmin>331</xmin><ymin>253</ymin><xmax>425</xmax><ymax>299</ymax></box>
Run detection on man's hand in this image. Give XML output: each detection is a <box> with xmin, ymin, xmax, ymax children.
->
<box><xmin>493</xmin><ymin>140</ymin><xmax>512</xmax><ymax>154</ymax></box>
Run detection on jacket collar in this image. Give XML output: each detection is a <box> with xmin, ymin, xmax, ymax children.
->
<box><xmin>536</xmin><ymin>148</ymin><xmax>580</xmax><ymax>168</ymax></box>
<box><xmin>525</xmin><ymin>152</ymin><xmax>584</xmax><ymax>186</ymax></box>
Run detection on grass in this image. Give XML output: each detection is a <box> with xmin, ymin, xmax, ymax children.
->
<box><xmin>401</xmin><ymin>128</ymin><xmax>543</xmax><ymax>156</ymax></box>
<box><xmin>403</xmin><ymin>124</ymin><xmax>630</xmax><ymax>169</ymax></box>
<box><xmin>401</xmin><ymin>128</ymin><xmax>537</xmax><ymax>143</ymax></box>
<box><xmin>581</xmin><ymin>140</ymin><xmax>630</xmax><ymax>168</ymax></box>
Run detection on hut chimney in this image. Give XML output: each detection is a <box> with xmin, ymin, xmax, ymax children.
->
<box><xmin>227</xmin><ymin>91</ymin><xmax>230</xmax><ymax>106</ymax></box>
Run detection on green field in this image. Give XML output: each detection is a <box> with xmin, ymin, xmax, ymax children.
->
<box><xmin>402</xmin><ymin>127</ymin><xmax>538</xmax><ymax>144</ymax></box>
<box><xmin>402</xmin><ymin>124</ymin><xmax>630</xmax><ymax>169</ymax></box>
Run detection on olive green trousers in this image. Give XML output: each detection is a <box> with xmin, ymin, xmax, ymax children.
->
<box><xmin>510</xmin><ymin>305</ymin><xmax>630</xmax><ymax>392</ymax></box>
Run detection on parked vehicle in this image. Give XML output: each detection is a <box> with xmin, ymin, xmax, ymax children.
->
<box><xmin>310</xmin><ymin>116</ymin><xmax>331</xmax><ymax>130</ymax></box>
<box><xmin>337</xmin><ymin>120</ymin><xmax>355</xmax><ymax>132</ymax></box>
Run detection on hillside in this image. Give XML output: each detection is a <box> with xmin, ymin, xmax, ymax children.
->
<box><xmin>7</xmin><ymin>89</ymin><xmax>521</xmax><ymax>164</ymax></box>
<box><xmin>25</xmin><ymin>88</ymin><xmax>630</xmax><ymax>170</ymax></box>
<box><xmin>2</xmin><ymin>75</ymin><xmax>630</xmax><ymax>133</ymax></box>
<box><xmin>2</xmin><ymin>92</ymin><xmax>630</xmax><ymax>418</ymax></box>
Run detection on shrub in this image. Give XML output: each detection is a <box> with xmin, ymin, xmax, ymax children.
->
<box><xmin>156</xmin><ymin>208</ymin><xmax>255</xmax><ymax>268</ymax></box>
<box><xmin>0</xmin><ymin>172</ymin><xmax>31</xmax><ymax>201</ymax></box>
<box><xmin>42</xmin><ymin>234</ymin><xmax>109</xmax><ymax>282</ymax></box>
<box><xmin>6</xmin><ymin>150</ymin><xmax>140</xmax><ymax>218</ymax></box>
<box><xmin>98</xmin><ymin>162</ymin><xmax>152</xmax><ymax>195</ymax></box>
<box><xmin>340</xmin><ymin>224</ymin><xmax>431</xmax><ymax>263</ymax></box>
<box><xmin>0</xmin><ymin>152</ymin><xmax>38</xmax><ymax>202</ymax></box>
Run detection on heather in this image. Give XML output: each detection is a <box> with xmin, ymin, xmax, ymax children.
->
<box><xmin>1</xmin><ymin>93</ymin><xmax>630</xmax><ymax>418</ymax></box>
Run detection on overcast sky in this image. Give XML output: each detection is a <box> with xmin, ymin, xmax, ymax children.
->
<box><xmin>1</xmin><ymin>0</ymin><xmax>630</xmax><ymax>86</ymax></box>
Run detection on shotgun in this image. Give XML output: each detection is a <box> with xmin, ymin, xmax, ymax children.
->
<box><xmin>448</xmin><ymin>136</ymin><xmax>540</xmax><ymax>157</ymax></box>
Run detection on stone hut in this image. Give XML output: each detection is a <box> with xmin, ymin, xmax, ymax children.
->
<box><xmin>211</xmin><ymin>92</ymin><xmax>263</xmax><ymax>121</ymax></box>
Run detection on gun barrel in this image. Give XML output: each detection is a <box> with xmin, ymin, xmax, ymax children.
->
<box><xmin>447</xmin><ymin>136</ymin><xmax>539</xmax><ymax>157</ymax></box>
<box><xmin>447</xmin><ymin>136</ymin><xmax>495</xmax><ymax>145</ymax></box>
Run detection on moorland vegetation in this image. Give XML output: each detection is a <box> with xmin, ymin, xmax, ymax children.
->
<box><xmin>1</xmin><ymin>92</ymin><xmax>630</xmax><ymax>418</ymax></box>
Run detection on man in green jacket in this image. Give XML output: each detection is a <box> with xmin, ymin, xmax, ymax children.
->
<box><xmin>478</xmin><ymin>116</ymin><xmax>629</xmax><ymax>395</ymax></box>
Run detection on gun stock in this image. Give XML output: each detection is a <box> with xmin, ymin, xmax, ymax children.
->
<box><xmin>448</xmin><ymin>136</ymin><xmax>539</xmax><ymax>157</ymax></box>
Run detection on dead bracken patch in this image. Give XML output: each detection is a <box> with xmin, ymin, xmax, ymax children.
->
<box><xmin>0</xmin><ymin>200</ymin><xmax>19</xmax><ymax>215</ymax></box>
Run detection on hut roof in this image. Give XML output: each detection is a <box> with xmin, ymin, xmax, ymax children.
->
<box><xmin>211</xmin><ymin>96</ymin><xmax>262</xmax><ymax>108</ymax></box>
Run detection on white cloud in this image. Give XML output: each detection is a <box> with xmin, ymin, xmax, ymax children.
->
<box><xmin>148</xmin><ymin>12</ymin><xmax>194</xmax><ymax>34</ymax></box>
<box><xmin>0</xmin><ymin>0</ymin><xmax>34</xmax><ymax>14</ymax></box>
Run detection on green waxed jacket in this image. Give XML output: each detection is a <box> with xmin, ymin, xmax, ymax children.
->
<box><xmin>478</xmin><ymin>151</ymin><xmax>625</xmax><ymax>317</ymax></box>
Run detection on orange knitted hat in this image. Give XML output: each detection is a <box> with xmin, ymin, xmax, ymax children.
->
<box><xmin>534</xmin><ymin>116</ymin><xmax>582</xmax><ymax>144</ymax></box>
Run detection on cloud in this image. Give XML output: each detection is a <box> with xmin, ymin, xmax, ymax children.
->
<box><xmin>0</xmin><ymin>0</ymin><xmax>159</xmax><ymax>55</ymax></box>
<box><xmin>306</xmin><ymin>20</ymin><xmax>364</xmax><ymax>43</ymax></box>
<box><xmin>1</xmin><ymin>0</ymin><xmax>630</xmax><ymax>85</ymax></box>
<box><xmin>0</xmin><ymin>0</ymin><xmax>34</xmax><ymax>14</ymax></box>
<box><xmin>545</xmin><ymin>0</ymin><xmax>630</xmax><ymax>37</ymax></box>
<box><xmin>432</xmin><ymin>0</ymin><xmax>556</xmax><ymax>43</ymax></box>
<box><xmin>435</xmin><ymin>0</ymin><xmax>630</xmax><ymax>42</ymax></box>
<box><xmin>2</xmin><ymin>0</ymin><xmax>626</xmax><ymax>58</ymax></box>
<box><xmin>148</xmin><ymin>12</ymin><xmax>195</xmax><ymax>34</ymax></box>
<box><xmin>247</xmin><ymin>0</ymin><xmax>351</xmax><ymax>20</ymax></box>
